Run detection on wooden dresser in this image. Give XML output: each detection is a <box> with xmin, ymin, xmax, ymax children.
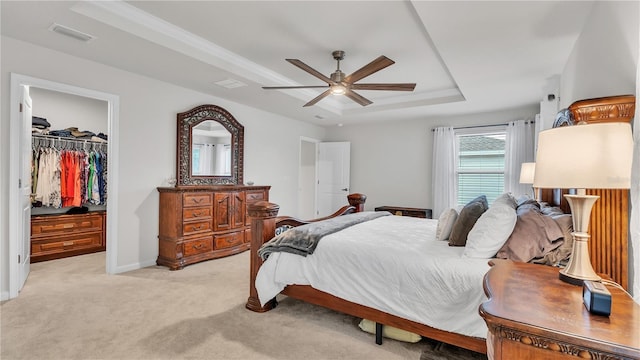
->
<box><xmin>480</xmin><ymin>260</ymin><xmax>640</xmax><ymax>360</ymax></box>
<box><xmin>157</xmin><ymin>185</ymin><xmax>270</xmax><ymax>270</ymax></box>
<box><xmin>31</xmin><ymin>211</ymin><xmax>106</xmax><ymax>262</ymax></box>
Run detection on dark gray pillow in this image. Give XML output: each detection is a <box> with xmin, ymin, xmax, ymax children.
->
<box><xmin>448</xmin><ymin>197</ymin><xmax>488</xmax><ymax>247</ymax></box>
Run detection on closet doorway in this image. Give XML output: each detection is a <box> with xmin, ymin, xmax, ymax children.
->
<box><xmin>8</xmin><ymin>73</ymin><xmax>119</xmax><ymax>300</ymax></box>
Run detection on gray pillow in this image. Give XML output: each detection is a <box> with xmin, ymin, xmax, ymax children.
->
<box><xmin>496</xmin><ymin>206</ymin><xmax>564</xmax><ymax>262</ymax></box>
<box><xmin>448</xmin><ymin>198</ymin><xmax>488</xmax><ymax>247</ymax></box>
<box><xmin>533</xmin><ymin>214</ymin><xmax>573</xmax><ymax>266</ymax></box>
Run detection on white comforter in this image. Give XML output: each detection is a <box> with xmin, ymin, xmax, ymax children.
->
<box><xmin>255</xmin><ymin>214</ymin><xmax>491</xmax><ymax>338</ymax></box>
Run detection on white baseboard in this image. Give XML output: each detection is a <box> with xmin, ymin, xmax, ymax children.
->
<box><xmin>113</xmin><ymin>259</ymin><xmax>158</xmax><ymax>274</ymax></box>
<box><xmin>1</xmin><ymin>290</ymin><xmax>10</xmax><ymax>301</ymax></box>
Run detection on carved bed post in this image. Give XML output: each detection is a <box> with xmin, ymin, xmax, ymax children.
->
<box><xmin>347</xmin><ymin>193</ymin><xmax>367</xmax><ymax>212</ymax></box>
<box><xmin>246</xmin><ymin>201</ymin><xmax>279</xmax><ymax>312</ymax></box>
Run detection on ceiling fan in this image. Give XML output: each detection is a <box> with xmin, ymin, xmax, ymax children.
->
<box><xmin>262</xmin><ymin>50</ymin><xmax>416</xmax><ymax>107</ymax></box>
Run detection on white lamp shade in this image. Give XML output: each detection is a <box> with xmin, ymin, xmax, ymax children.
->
<box><xmin>519</xmin><ymin>162</ymin><xmax>536</xmax><ymax>184</ymax></box>
<box><xmin>533</xmin><ymin>122</ymin><xmax>633</xmax><ymax>189</ymax></box>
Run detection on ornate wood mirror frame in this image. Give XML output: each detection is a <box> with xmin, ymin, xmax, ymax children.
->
<box><xmin>177</xmin><ymin>104</ymin><xmax>244</xmax><ymax>185</ymax></box>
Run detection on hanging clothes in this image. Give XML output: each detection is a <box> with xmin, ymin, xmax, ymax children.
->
<box><xmin>31</xmin><ymin>134</ymin><xmax>107</xmax><ymax>208</ymax></box>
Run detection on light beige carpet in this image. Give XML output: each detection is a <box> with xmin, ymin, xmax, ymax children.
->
<box><xmin>1</xmin><ymin>251</ymin><xmax>485</xmax><ymax>360</ymax></box>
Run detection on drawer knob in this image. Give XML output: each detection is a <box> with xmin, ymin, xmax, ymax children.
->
<box><xmin>192</xmin><ymin>244</ymin><xmax>204</xmax><ymax>250</ymax></box>
<box><xmin>192</xmin><ymin>225</ymin><xmax>203</xmax><ymax>231</ymax></box>
<box><xmin>63</xmin><ymin>224</ymin><xmax>74</xmax><ymax>229</ymax></box>
<box><xmin>193</xmin><ymin>211</ymin><xmax>202</xmax><ymax>217</ymax></box>
<box><xmin>63</xmin><ymin>241</ymin><xmax>74</xmax><ymax>247</ymax></box>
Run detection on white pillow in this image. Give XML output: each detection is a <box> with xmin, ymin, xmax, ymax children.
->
<box><xmin>493</xmin><ymin>192</ymin><xmax>517</xmax><ymax>209</ymax></box>
<box><xmin>435</xmin><ymin>208</ymin><xmax>458</xmax><ymax>241</ymax></box>
<box><xmin>463</xmin><ymin>204</ymin><xmax>517</xmax><ymax>258</ymax></box>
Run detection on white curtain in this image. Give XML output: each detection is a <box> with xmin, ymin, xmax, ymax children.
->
<box><xmin>432</xmin><ymin>127</ymin><xmax>457</xmax><ymax>218</ymax></box>
<box><xmin>632</xmin><ymin>27</ymin><xmax>640</xmax><ymax>302</ymax></box>
<box><xmin>199</xmin><ymin>144</ymin><xmax>215</xmax><ymax>175</ymax></box>
<box><xmin>504</xmin><ymin>119</ymin><xmax>535</xmax><ymax>197</ymax></box>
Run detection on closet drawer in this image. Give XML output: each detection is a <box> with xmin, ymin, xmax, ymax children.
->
<box><xmin>183</xmin><ymin>207</ymin><xmax>211</xmax><ymax>221</ymax></box>
<box><xmin>214</xmin><ymin>231</ymin><xmax>244</xmax><ymax>250</ymax></box>
<box><xmin>31</xmin><ymin>213</ymin><xmax>103</xmax><ymax>236</ymax></box>
<box><xmin>183</xmin><ymin>236</ymin><xmax>213</xmax><ymax>257</ymax></box>
<box><xmin>182</xmin><ymin>220</ymin><xmax>211</xmax><ymax>235</ymax></box>
<box><xmin>183</xmin><ymin>193</ymin><xmax>212</xmax><ymax>207</ymax></box>
<box><xmin>31</xmin><ymin>231</ymin><xmax>103</xmax><ymax>256</ymax></box>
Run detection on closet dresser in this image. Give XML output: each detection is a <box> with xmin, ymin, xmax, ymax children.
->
<box><xmin>31</xmin><ymin>211</ymin><xmax>106</xmax><ymax>262</ymax></box>
<box><xmin>157</xmin><ymin>185</ymin><xmax>269</xmax><ymax>270</ymax></box>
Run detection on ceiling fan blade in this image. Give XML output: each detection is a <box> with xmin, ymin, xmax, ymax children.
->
<box><xmin>303</xmin><ymin>89</ymin><xmax>332</xmax><ymax>107</ymax></box>
<box><xmin>344</xmin><ymin>89</ymin><xmax>373</xmax><ymax>107</ymax></box>
<box><xmin>287</xmin><ymin>59</ymin><xmax>334</xmax><ymax>84</ymax></box>
<box><xmin>344</xmin><ymin>56</ymin><xmax>395</xmax><ymax>83</ymax></box>
<box><xmin>262</xmin><ymin>85</ymin><xmax>328</xmax><ymax>90</ymax></box>
<box><xmin>350</xmin><ymin>83</ymin><xmax>416</xmax><ymax>91</ymax></box>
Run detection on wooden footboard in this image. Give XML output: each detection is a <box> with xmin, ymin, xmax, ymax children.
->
<box><xmin>246</xmin><ymin>193</ymin><xmax>487</xmax><ymax>354</ymax></box>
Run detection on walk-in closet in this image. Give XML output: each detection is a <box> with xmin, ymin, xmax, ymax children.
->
<box><xmin>29</xmin><ymin>87</ymin><xmax>109</xmax><ymax>263</ymax></box>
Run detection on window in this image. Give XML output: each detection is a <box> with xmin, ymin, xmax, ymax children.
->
<box><xmin>456</xmin><ymin>128</ymin><xmax>506</xmax><ymax>206</ymax></box>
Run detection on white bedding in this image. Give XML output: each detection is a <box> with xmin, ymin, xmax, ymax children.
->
<box><xmin>255</xmin><ymin>214</ymin><xmax>491</xmax><ymax>339</ymax></box>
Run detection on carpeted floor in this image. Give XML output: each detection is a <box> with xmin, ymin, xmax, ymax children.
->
<box><xmin>1</xmin><ymin>251</ymin><xmax>486</xmax><ymax>360</ymax></box>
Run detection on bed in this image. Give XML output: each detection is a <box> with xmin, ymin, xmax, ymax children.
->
<box><xmin>246</xmin><ymin>193</ymin><xmax>569</xmax><ymax>354</ymax></box>
<box><xmin>245</xmin><ymin>95</ymin><xmax>634</xmax><ymax>355</ymax></box>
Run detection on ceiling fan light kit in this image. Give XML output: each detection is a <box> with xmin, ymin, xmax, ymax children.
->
<box><xmin>263</xmin><ymin>50</ymin><xmax>416</xmax><ymax>107</ymax></box>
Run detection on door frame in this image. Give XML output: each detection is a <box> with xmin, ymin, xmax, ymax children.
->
<box><xmin>7</xmin><ymin>73</ymin><xmax>120</xmax><ymax>299</ymax></box>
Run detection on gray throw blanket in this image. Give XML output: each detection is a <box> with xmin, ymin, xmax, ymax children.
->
<box><xmin>258</xmin><ymin>211</ymin><xmax>390</xmax><ymax>260</ymax></box>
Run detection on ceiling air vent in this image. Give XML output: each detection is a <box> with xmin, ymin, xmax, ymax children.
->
<box><xmin>49</xmin><ymin>23</ymin><xmax>95</xmax><ymax>42</ymax></box>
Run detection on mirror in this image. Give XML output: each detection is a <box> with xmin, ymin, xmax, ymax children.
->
<box><xmin>177</xmin><ymin>104</ymin><xmax>244</xmax><ymax>185</ymax></box>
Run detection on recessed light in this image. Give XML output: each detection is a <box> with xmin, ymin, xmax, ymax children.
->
<box><xmin>49</xmin><ymin>23</ymin><xmax>95</xmax><ymax>42</ymax></box>
<box><xmin>214</xmin><ymin>79</ymin><xmax>247</xmax><ymax>89</ymax></box>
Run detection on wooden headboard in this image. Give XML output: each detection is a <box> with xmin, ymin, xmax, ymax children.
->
<box><xmin>540</xmin><ymin>94</ymin><xmax>635</xmax><ymax>289</ymax></box>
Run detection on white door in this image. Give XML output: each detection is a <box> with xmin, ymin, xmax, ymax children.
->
<box><xmin>317</xmin><ymin>142</ymin><xmax>350</xmax><ymax>217</ymax></box>
<box><xmin>18</xmin><ymin>85</ymin><xmax>32</xmax><ymax>289</ymax></box>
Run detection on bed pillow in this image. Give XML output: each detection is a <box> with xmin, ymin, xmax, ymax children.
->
<box><xmin>448</xmin><ymin>196</ymin><xmax>488</xmax><ymax>247</ymax></box>
<box><xmin>435</xmin><ymin>208</ymin><xmax>458</xmax><ymax>241</ymax></box>
<box><xmin>358</xmin><ymin>319</ymin><xmax>421</xmax><ymax>343</ymax></box>
<box><xmin>495</xmin><ymin>205</ymin><xmax>564</xmax><ymax>262</ymax></box>
<box><xmin>532</xmin><ymin>214</ymin><xmax>573</xmax><ymax>266</ymax></box>
<box><xmin>463</xmin><ymin>203</ymin><xmax>517</xmax><ymax>258</ymax></box>
<box><xmin>492</xmin><ymin>192</ymin><xmax>517</xmax><ymax>209</ymax></box>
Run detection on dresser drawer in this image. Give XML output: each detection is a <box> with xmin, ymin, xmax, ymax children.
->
<box><xmin>182</xmin><ymin>220</ymin><xmax>211</xmax><ymax>235</ymax></box>
<box><xmin>31</xmin><ymin>231</ymin><xmax>103</xmax><ymax>256</ymax></box>
<box><xmin>214</xmin><ymin>231</ymin><xmax>244</xmax><ymax>250</ymax></box>
<box><xmin>183</xmin><ymin>236</ymin><xmax>213</xmax><ymax>257</ymax></box>
<box><xmin>183</xmin><ymin>192</ymin><xmax>212</xmax><ymax>207</ymax></box>
<box><xmin>246</xmin><ymin>190</ymin><xmax>266</xmax><ymax>203</ymax></box>
<box><xmin>31</xmin><ymin>213</ymin><xmax>103</xmax><ymax>237</ymax></box>
<box><xmin>183</xmin><ymin>207</ymin><xmax>211</xmax><ymax>221</ymax></box>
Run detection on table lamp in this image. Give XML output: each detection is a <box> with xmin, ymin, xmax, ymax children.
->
<box><xmin>519</xmin><ymin>162</ymin><xmax>537</xmax><ymax>200</ymax></box>
<box><xmin>533</xmin><ymin>122</ymin><xmax>633</xmax><ymax>285</ymax></box>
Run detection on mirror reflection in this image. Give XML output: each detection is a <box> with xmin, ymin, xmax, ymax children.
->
<box><xmin>191</xmin><ymin>120</ymin><xmax>232</xmax><ymax>176</ymax></box>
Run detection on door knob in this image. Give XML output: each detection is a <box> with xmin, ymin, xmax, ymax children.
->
<box><xmin>341</xmin><ymin>188</ymin><xmax>348</xmax><ymax>191</ymax></box>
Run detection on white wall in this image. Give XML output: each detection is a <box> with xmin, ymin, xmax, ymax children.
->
<box><xmin>560</xmin><ymin>1</ymin><xmax>638</xmax><ymax>107</ymax></box>
<box><xmin>1</xmin><ymin>36</ymin><xmax>326</xmax><ymax>294</ymax></box>
<box><xmin>325</xmin><ymin>105</ymin><xmax>539</xmax><ymax>212</ymax></box>
<box><xmin>30</xmin><ymin>87</ymin><xmax>108</xmax><ymax>135</ymax></box>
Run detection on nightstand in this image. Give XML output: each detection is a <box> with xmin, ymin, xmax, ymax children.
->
<box><xmin>374</xmin><ymin>206</ymin><xmax>432</xmax><ymax>219</ymax></box>
<box><xmin>480</xmin><ymin>259</ymin><xmax>640</xmax><ymax>360</ymax></box>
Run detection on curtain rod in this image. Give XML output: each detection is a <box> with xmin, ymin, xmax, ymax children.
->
<box><xmin>431</xmin><ymin>120</ymin><xmax>535</xmax><ymax>132</ymax></box>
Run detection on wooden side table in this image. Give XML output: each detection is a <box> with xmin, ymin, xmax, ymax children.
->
<box><xmin>374</xmin><ymin>206</ymin><xmax>432</xmax><ymax>219</ymax></box>
<box><xmin>480</xmin><ymin>259</ymin><xmax>640</xmax><ymax>360</ymax></box>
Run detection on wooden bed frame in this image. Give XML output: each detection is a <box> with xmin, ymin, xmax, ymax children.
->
<box><xmin>245</xmin><ymin>94</ymin><xmax>634</xmax><ymax>356</ymax></box>
<box><xmin>246</xmin><ymin>193</ymin><xmax>488</xmax><ymax>354</ymax></box>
